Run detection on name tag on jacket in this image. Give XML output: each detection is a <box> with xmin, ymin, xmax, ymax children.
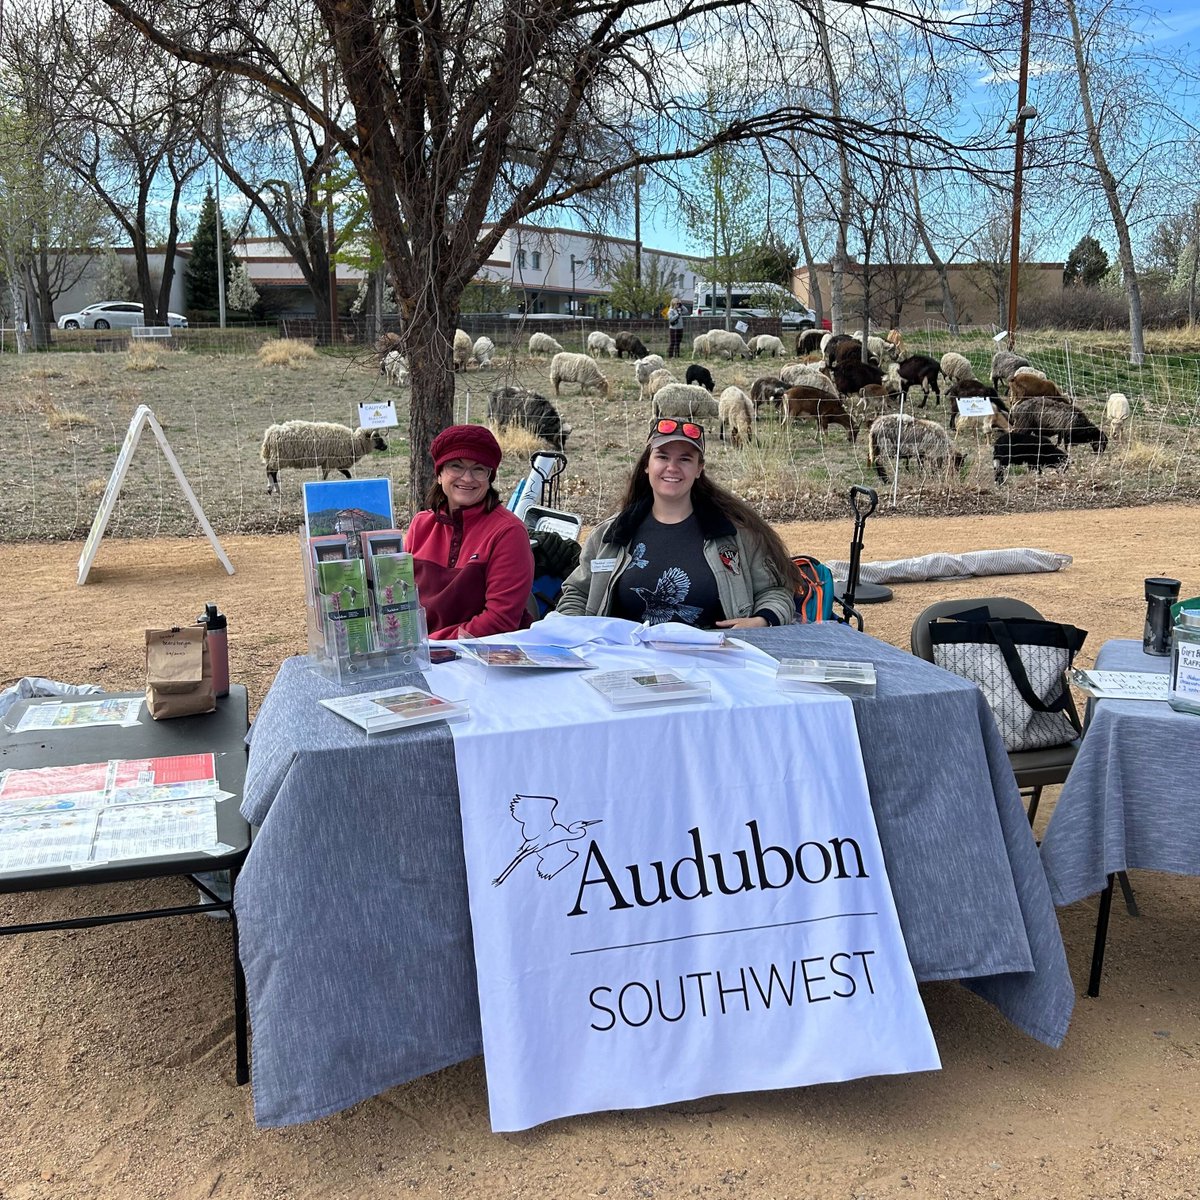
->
<box><xmin>591</xmin><ymin>557</ymin><xmax>617</xmax><ymax>573</ymax></box>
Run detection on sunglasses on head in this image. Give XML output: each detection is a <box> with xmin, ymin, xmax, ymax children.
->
<box><xmin>653</xmin><ymin>419</ymin><xmax>704</xmax><ymax>441</ymax></box>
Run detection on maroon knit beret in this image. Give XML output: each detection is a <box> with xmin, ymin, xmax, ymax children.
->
<box><xmin>429</xmin><ymin>424</ymin><xmax>503</xmax><ymax>473</ymax></box>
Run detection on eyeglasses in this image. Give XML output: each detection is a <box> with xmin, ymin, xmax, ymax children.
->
<box><xmin>441</xmin><ymin>461</ymin><xmax>491</xmax><ymax>480</ymax></box>
<box><xmin>653</xmin><ymin>419</ymin><xmax>704</xmax><ymax>441</ymax></box>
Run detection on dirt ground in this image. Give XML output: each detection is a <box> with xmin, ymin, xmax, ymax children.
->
<box><xmin>2</xmin><ymin>503</ymin><xmax>1200</xmax><ymax>1199</ymax></box>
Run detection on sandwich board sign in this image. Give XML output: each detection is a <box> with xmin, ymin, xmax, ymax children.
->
<box><xmin>77</xmin><ymin>404</ymin><xmax>234</xmax><ymax>585</ymax></box>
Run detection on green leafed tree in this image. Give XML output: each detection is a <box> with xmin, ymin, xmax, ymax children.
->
<box><xmin>186</xmin><ymin>185</ymin><xmax>238</xmax><ymax>313</ymax></box>
<box><xmin>1063</xmin><ymin>235</ymin><xmax>1109</xmax><ymax>288</ymax></box>
<box><xmin>604</xmin><ymin>253</ymin><xmax>679</xmax><ymax>319</ymax></box>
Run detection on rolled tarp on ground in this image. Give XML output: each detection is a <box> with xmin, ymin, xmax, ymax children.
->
<box><xmin>827</xmin><ymin>548</ymin><xmax>1072</xmax><ymax>586</ymax></box>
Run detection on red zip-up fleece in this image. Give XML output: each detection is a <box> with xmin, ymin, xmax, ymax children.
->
<box><xmin>405</xmin><ymin>502</ymin><xmax>535</xmax><ymax>639</ymax></box>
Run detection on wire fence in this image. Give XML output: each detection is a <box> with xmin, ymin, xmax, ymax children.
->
<box><xmin>1</xmin><ymin>326</ymin><xmax>1196</xmax><ymax>546</ymax></box>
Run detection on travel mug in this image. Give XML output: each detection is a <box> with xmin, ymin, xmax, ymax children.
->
<box><xmin>1143</xmin><ymin>577</ymin><xmax>1181</xmax><ymax>656</ymax></box>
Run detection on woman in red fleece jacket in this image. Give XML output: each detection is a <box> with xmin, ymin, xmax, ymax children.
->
<box><xmin>405</xmin><ymin>424</ymin><xmax>535</xmax><ymax>640</ymax></box>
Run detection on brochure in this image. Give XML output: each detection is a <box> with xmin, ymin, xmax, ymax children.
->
<box><xmin>9</xmin><ymin>696</ymin><xmax>143</xmax><ymax>733</ymax></box>
<box><xmin>585</xmin><ymin>669</ymin><xmax>711</xmax><ymax>709</ymax></box>
<box><xmin>1070</xmin><ymin>668</ymin><xmax>1169</xmax><ymax>702</ymax></box>
<box><xmin>320</xmin><ymin>686</ymin><xmax>469</xmax><ymax>734</ymax></box>
<box><xmin>370</xmin><ymin>552</ymin><xmax>423</xmax><ymax>650</ymax></box>
<box><xmin>461</xmin><ymin>642</ymin><xmax>593</xmax><ymax>670</ymax></box>
<box><xmin>316</xmin><ymin>557</ymin><xmax>374</xmax><ymax>656</ymax></box>
<box><xmin>776</xmin><ymin>659</ymin><xmax>877</xmax><ymax>696</ymax></box>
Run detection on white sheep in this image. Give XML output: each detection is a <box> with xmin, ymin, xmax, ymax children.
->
<box><xmin>382</xmin><ymin>350</ymin><xmax>408</xmax><ymax>387</ymax></box>
<box><xmin>706</xmin><ymin>329</ymin><xmax>753</xmax><ymax>360</ymax></box>
<box><xmin>1106</xmin><ymin>392</ymin><xmax>1131</xmax><ymax>436</ymax></box>
<box><xmin>453</xmin><ymin>329</ymin><xmax>473</xmax><ymax>370</ymax></box>
<box><xmin>718</xmin><ymin>386</ymin><xmax>754</xmax><ymax>447</ymax></box>
<box><xmin>867</xmin><ymin>335</ymin><xmax>897</xmax><ymax>364</ymax></box>
<box><xmin>635</xmin><ymin>354</ymin><xmax>666</xmax><ymax>400</ymax></box>
<box><xmin>260</xmin><ymin>420</ymin><xmax>388</xmax><ymax>495</ymax></box>
<box><xmin>652</xmin><ymin>383</ymin><xmax>719</xmax><ymax>422</ymax></box>
<box><xmin>691</xmin><ymin>333</ymin><xmax>711</xmax><ymax>359</ymax></box>
<box><xmin>549</xmin><ymin>351</ymin><xmax>610</xmax><ymax>398</ymax></box>
<box><xmin>751</xmin><ymin>334</ymin><xmax>785</xmax><ymax>358</ymax></box>
<box><xmin>780</xmin><ymin>363</ymin><xmax>837</xmax><ymax>395</ymax></box>
<box><xmin>646</xmin><ymin>368</ymin><xmax>676</xmax><ymax>398</ymax></box>
<box><xmin>940</xmin><ymin>352</ymin><xmax>976</xmax><ymax>384</ymax></box>
<box><xmin>529</xmin><ymin>331</ymin><xmax>564</xmax><ymax>357</ymax></box>
<box><xmin>472</xmin><ymin>336</ymin><xmax>495</xmax><ymax>367</ymax></box>
<box><xmin>587</xmin><ymin>331</ymin><xmax>619</xmax><ymax>358</ymax></box>
<box><xmin>867</xmin><ymin>413</ymin><xmax>963</xmax><ymax>482</ymax></box>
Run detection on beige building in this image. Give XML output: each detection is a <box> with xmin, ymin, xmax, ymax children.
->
<box><xmin>792</xmin><ymin>260</ymin><xmax>1065</xmax><ymax>329</ymax></box>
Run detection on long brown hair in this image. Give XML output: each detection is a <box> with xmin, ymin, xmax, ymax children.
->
<box><xmin>611</xmin><ymin>445</ymin><xmax>802</xmax><ymax>592</ymax></box>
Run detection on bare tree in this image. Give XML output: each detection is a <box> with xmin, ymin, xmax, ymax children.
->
<box><xmin>97</xmin><ymin>0</ymin><xmax>1018</xmax><ymax>502</ymax></box>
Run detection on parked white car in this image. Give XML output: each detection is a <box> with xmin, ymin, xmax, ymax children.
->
<box><xmin>57</xmin><ymin>301</ymin><xmax>188</xmax><ymax>331</ymax></box>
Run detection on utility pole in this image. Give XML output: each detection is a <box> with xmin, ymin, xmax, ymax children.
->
<box><xmin>323</xmin><ymin>66</ymin><xmax>339</xmax><ymax>343</ymax></box>
<box><xmin>633</xmin><ymin>168</ymin><xmax>643</xmax><ymax>284</ymax></box>
<box><xmin>214</xmin><ymin>166</ymin><xmax>227</xmax><ymax>329</ymax></box>
<box><xmin>1006</xmin><ymin>0</ymin><xmax>1034</xmax><ymax>352</ymax></box>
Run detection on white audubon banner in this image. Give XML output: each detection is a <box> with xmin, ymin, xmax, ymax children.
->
<box><xmin>452</xmin><ymin>669</ymin><xmax>939</xmax><ymax>1130</ymax></box>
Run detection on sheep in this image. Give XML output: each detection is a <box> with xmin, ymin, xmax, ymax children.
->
<box><xmin>549</xmin><ymin>351</ymin><xmax>610</xmax><ymax>398</ymax></box>
<box><xmin>1012</xmin><ymin>365</ymin><xmax>1047</xmax><ymax>381</ymax></box>
<box><xmin>486</xmin><ymin>386</ymin><xmax>571</xmax><ymax>450</ymax></box>
<box><xmin>867</xmin><ymin>413</ymin><xmax>964</xmax><ymax>481</ymax></box>
<box><xmin>453</xmin><ymin>329</ymin><xmax>473</xmax><ymax>370</ymax></box>
<box><xmin>686</xmin><ymin>363</ymin><xmax>715</xmax><ymax>392</ymax></box>
<box><xmin>691</xmin><ymin>333</ymin><xmax>711</xmax><ymax>359</ymax></box>
<box><xmin>260</xmin><ymin>420</ymin><xmax>388</xmax><ymax>495</ymax></box>
<box><xmin>945</xmin><ymin>381</ymin><xmax>1006</xmax><ymax>432</ymax></box>
<box><xmin>886</xmin><ymin>329</ymin><xmax>904</xmax><ymax>359</ymax></box>
<box><xmin>646</xmin><ymin>368</ymin><xmax>676</xmax><ymax>398</ymax></box>
<box><xmin>993</xmin><ymin>429</ymin><xmax>1069</xmax><ymax>483</ymax></box>
<box><xmin>652</xmin><ymin>383</ymin><xmax>719</xmax><ymax>422</ymax></box>
<box><xmin>751</xmin><ymin>334</ymin><xmax>786</xmax><ymax>358</ymax></box>
<box><xmin>896</xmin><ymin>354</ymin><xmax>942</xmax><ymax>406</ymax></box>
<box><xmin>1008</xmin><ymin>375</ymin><xmax>1064</xmax><ymax>403</ymax></box>
<box><xmin>782</xmin><ymin>386</ymin><xmax>858</xmax><ymax>440</ymax></box>
<box><xmin>939</xmin><ymin>352</ymin><xmax>976</xmax><ymax>385</ymax></box>
<box><xmin>950</xmin><ymin>397</ymin><xmax>1011</xmax><ymax>437</ymax></box>
<box><xmin>819</xmin><ymin>331</ymin><xmax>836</xmax><ymax>355</ymax></box>
<box><xmin>780</xmin><ymin>363</ymin><xmax>837</xmax><ymax>394</ymax></box>
<box><xmin>750</xmin><ymin>376</ymin><xmax>787</xmax><ymax>412</ymax></box>
<box><xmin>587</xmin><ymin>331</ymin><xmax>619</xmax><ymax>358</ymax></box>
<box><xmin>832</xmin><ymin>358</ymin><xmax>884</xmax><ymax>396</ymax></box>
<box><xmin>1105</xmin><ymin>392</ymin><xmax>1131</xmax><ymax>435</ymax></box>
<box><xmin>990</xmin><ymin>350</ymin><xmax>1031</xmax><ymax>392</ymax></box>
<box><xmin>382</xmin><ymin>350</ymin><xmax>408</xmax><ymax>387</ymax></box>
<box><xmin>824</xmin><ymin>334</ymin><xmax>861</xmax><ymax>368</ymax></box>
<box><xmin>718</xmin><ymin>386</ymin><xmax>754</xmax><ymax>446</ymax></box>
<box><xmin>529</xmin><ymin>331</ymin><xmax>563</xmax><ymax>357</ymax></box>
<box><xmin>471</xmin><ymin>336</ymin><xmax>495</xmax><ymax>367</ymax></box>
<box><xmin>796</xmin><ymin>329</ymin><xmax>825</xmax><ymax>356</ymax></box>
<box><xmin>635</xmin><ymin>354</ymin><xmax>666</xmax><ymax>400</ymax></box>
<box><xmin>706</xmin><ymin>329</ymin><xmax>753</xmax><ymax>360</ymax></box>
<box><xmin>867</xmin><ymin>335</ymin><xmax>898</xmax><ymax>364</ymax></box>
<box><xmin>1010</xmin><ymin>396</ymin><xmax>1108</xmax><ymax>453</ymax></box>
<box><xmin>614</xmin><ymin>331</ymin><xmax>649</xmax><ymax>359</ymax></box>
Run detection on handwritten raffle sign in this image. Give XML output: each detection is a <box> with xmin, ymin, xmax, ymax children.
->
<box><xmin>452</xmin><ymin>665</ymin><xmax>938</xmax><ymax>1130</ymax></box>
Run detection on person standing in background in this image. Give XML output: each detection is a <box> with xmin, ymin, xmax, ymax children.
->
<box><xmin>667</xmin><ymin>297</ymin><xmax>684</xmax><ymax>358</ymax></box>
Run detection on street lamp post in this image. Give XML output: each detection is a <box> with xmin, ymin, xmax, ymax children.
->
<box><xmin>1006</xmin><ymin>0</ymin><xmax>1035</xmax><ymax>352</ymax></box>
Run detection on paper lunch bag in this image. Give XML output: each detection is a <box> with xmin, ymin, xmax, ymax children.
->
<box><xmin>145</xmin><ymin>626</ymin><xmax>216</xmax><ymax>719</ymax></box>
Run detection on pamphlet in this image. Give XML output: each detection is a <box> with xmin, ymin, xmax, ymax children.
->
<box><xmin>461</xmin><ymin>642</ymin><xmax>593</xmax><ymax>670</ymax></box>
<box><xmin>1070</xmin><ymin>668</ymin><xmax>1169</xmax><ymax>702</ymax></box>
<box><xmin>320</xmin><ymin>686</ymin><xmax>468</xmax><ymax>734</ymax></box>
<box><xmin>776</xmin><ymin>659</ymin><xmax>877</xmax><ymax>696</ymax></box>
<box><xmin>585</xmin><ymin>669</ymin><xmax>711</xmax><ymax>709</ymax></box>
<box><xmin>316</xmin><ymin>557</ymin><xmax>374</xmax><ymax>656</ymax></box>
<box><xmin>9</xmin><ymin>697</ymin><xmax>143</xmax><ymax>733</ymax></box>
<box><xmin>370</xmin><ymin>552</ymin><xmax>423</xmax><ymax>650</ymax></box>
<box><xmin>0</xmin><ymin>753</ymin><xmax>225</xmax><ymax>874</ymax></box>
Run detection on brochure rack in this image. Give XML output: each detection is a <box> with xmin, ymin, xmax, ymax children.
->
<box><xmin>300</xmin><ymin>529</ymin><xmax>431</xmax><ymax>683</ymax></box>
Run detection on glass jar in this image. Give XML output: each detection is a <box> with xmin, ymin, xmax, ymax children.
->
<box><xmin>1168</xmin><ymin>610</ymin><xmax>1200</xmax><ymax>715</ymax></box>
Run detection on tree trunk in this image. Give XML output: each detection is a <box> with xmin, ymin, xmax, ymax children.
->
<box><xmin>910</xmin><ymin>165</ymin><xmax>958</xmax><ymax>333</ymax></box>
<box><xmin>813</xmin><ymin>0</ymin><xmax>850</xmax><ymax>335</ymax></box>
<box><xmin>3</xmin><ymin>246</ymin><xmax>28</xmax><ymax>353</ymax></box>
<box><xmin>1065</xmin><ymin>0</ymin><xmax>1145</xmax><ymax>364</ymax></box>
<box><xmin>22</xmin><ymin>263</ymin><xmax>50</xmax><ymax>349</ymax></box>
<box><xmin>790</xmin><ymin>144</ymin><xmax>824</xmax><ymax>327</ymax></box>
<box><xmin>400</xmin><ymin>288</ymin><xmax>458</xmax><ymax>505</ymax></box>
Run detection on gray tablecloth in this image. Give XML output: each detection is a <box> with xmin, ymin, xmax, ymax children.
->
<box><xmin>239</xmin><ymin>624</ymin><xmax>1074</xmax><ymax>1128</ymax></box>
<box><xmin>1040</xmin><ymin>638</ymin><xmax>1200</xmax><ymax>906</ymax></box>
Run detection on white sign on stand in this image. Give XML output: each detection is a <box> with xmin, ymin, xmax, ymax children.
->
<box><xmin>734</xmin><ymin>320</ymin><xmax>749</xmax><ymax>334</ymax></box>
<box><xmin>77</xmin><ymin>405</ymin><xmax>234</xmax><ymax>585</ymax></box>
<box><xmin>956</xmin><ymin>396</ymin><xmax>998</xmax><ymax>418</ymax></box>
<box><xmin>356</xmin><ymin>400</ymin><xmax>399</xmax><ymax>430</ymax></box>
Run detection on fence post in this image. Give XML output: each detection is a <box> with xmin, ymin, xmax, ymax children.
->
<box><xmin>1064</xmin><ymin>339</ymin><xmax>1073</xmax><ymax>398</ymax></box>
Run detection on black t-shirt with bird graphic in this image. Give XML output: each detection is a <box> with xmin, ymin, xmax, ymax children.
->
<box><xmin>610</xmin><ymin>512</ymin><xmax>722</xmax><ymax>627</ymax></box>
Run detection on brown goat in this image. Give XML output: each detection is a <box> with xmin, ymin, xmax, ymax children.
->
<box><xmin>1007</xmin><ymin>375</ymin><xmax>1064</xmax><ymax>403</ymax></box>
<box><xmin>782</xmin><ymin>387</ymin><xmax>858</xmax><ymax>441</ymax></box>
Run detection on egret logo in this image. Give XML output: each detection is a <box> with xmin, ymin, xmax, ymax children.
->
<box><xmin>492</xmin><ymin>794</ymin><xmax>601</xmax><ymax>886</ymax></box>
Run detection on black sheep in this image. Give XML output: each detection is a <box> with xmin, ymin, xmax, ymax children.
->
<box><xmin>486</xmin><ymin>387</ymin><xmax>571</xmax><ymax>450</ymax></box>
<box><xmin>796</xmin><ymin>329</ymin><xmax>825</xmax><ymax>356</ymax></box>
<box><xmin>685</xmin><ymin>364</ymin><xmax>715</xmax><ymax>392</ymax></box>
<box><xmin>1010</xmin><ymin>396</ymin><xmax>1109</xmax><ymax>453</ymax></box>
<box><xmin>614</xmin><ymin>331</ymin><xmax>649</xmax><ymax>359</ymax></box>
<box><xmin>992</xmin><ymin>429</ymin><xmax>1069</xmax><ymax>483</ymax></box>
<box><xmin>896</xmin><ymin>354</ymin><xmax>942</xmax><ymax>407</ymax></box>
<box><xmin>823</xmin><ymin>334</ymin><xmax>859</xmax><ymax>368</ymax></box>
<box><xmin>831</xmin><ymin>358</ymin><xmax>883</xmax><ymax>396</ymax></box>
